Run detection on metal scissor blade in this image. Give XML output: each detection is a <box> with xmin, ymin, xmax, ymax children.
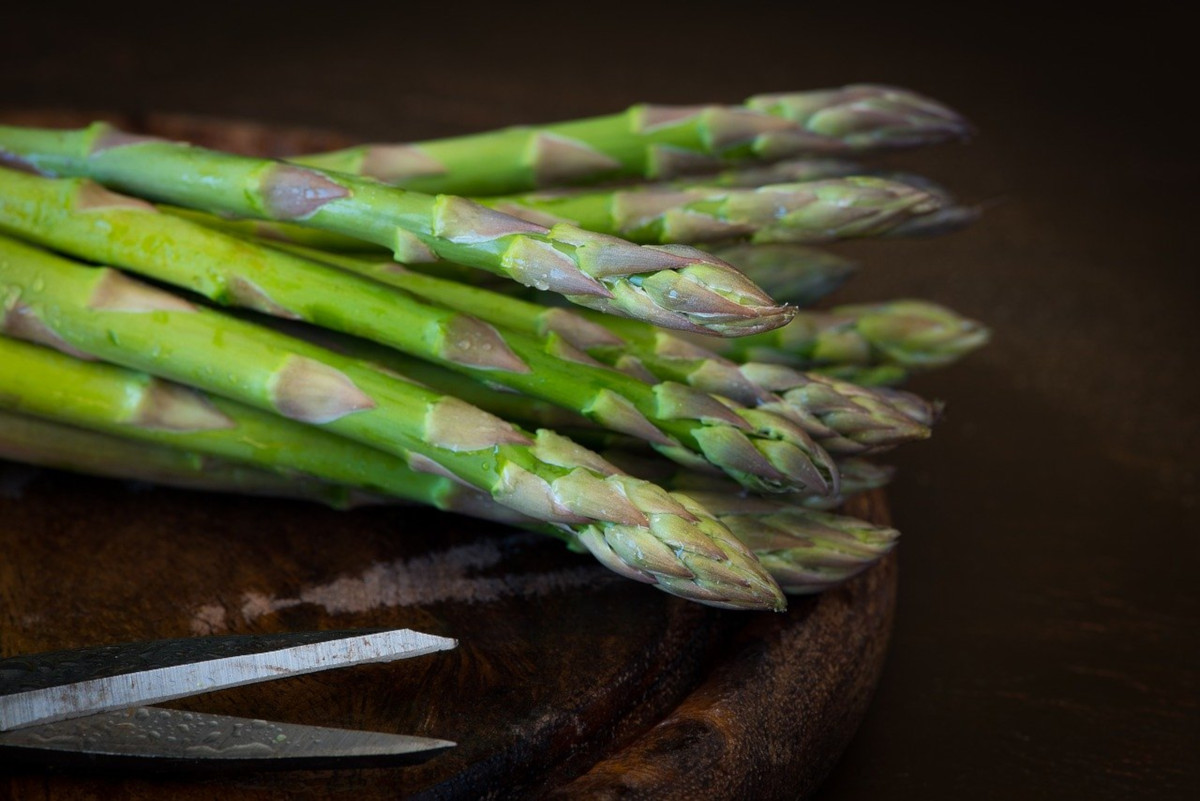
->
<box><xmin>0</xmin><ymin>706</ymin><xmax>455</xmax><ymax>771</ymax></box>
<box><xmin>0</xmin><ymin>629</ymin><xmax>456</xmax><ymax>732</ymax></box>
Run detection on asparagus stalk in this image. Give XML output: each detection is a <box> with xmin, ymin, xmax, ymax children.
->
<box><xmin>0</xmin><ymin>173</ymin><xmax>835</xmax><ymax>494</ymax></box>
<box><xmin>689</xmin><ymin>300</ymin><xmax>991</xmax><ymax>372</ymax></box>
<box><xmin>254</xmin><ymin>242</ymin><xmax>931</xmax><ymax>456</ymax></box>
<box><xmin>163</xmin><ymin>161</ymin><xmax>976</xmax><ymax>252</ymax></box>
<box><xmin>384</xmin><ymin>350</ymin><xmax>930</xmax><ymax>460</ymax></box>
<box><xmin>0</xmin><ymin>242</ymin><xmax>785</xmax><ymax>609</ymax></box>
<box><xmin>163</xmin><ymin>205</ymin><xmax>383</xmax><ymax>253</ymax></box>
<box><xmin>0</xmin><ymin>405</ymin><xmax>891</xmax><ymax>595</ymax></box>
<box><xmin>532</xmin><ymin>315</ymin><xmax>935</xmax><ymax>456</ymax></box>
<box><xmin>287</xmin><ymin>85</ymin><xmax>969</xmax><ymax>195</ymax></box>
<box><xmin>691</xmin><ymin>165</ymin><xmax>981</xmax><ymax>238</ymax></box>
<box><xmin>0</xmin><ymin>336</ymin><xmax>493</xmax><ymax>512</ymax></box>
<box><xmin>484</xmin><ymin>177</ymin><xmax>947</xmax><ymax>246</ymax></box>
<box><xmin>164</xmin><ymin>207</ymin><xmax>863</xmax><ymax>308</ymax></box>
<box><xmin>0</xmin><ymin>124</ymin><xmax>790</xmax><ymax>335</ymax></box>
<box><xmin>0</xmin><ymin>408</ymin><xmax>373</xmax><ymax>508</ymax></box>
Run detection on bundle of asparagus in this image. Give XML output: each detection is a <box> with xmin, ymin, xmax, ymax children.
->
<box><xmin>0</xmin><ymin>84</ymin><xmax>987</xmax><ymax>611</ymax></box>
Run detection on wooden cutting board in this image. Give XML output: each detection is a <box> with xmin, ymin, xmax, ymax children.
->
<box><xmin>0</xmin><ymin>112</ymin><xmax>898</xmax><ymax>800</ymax></box>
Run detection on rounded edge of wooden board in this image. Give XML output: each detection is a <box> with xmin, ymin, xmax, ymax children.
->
<box><xmin>543</xmin><ymin>490</ymin><xmax>896</xmax><ymax>800</ymax></box>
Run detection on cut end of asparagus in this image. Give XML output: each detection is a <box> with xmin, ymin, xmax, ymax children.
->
<box><xmin>746</xmin><ymin>84</ymin><xmax>972</xmax><ymax>152</ymax></box>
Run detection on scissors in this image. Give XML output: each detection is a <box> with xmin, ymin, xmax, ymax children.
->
<box><xmin>0</xmin><ymin>628</ymin><xmax>457</xmax><ymax>771</ymax></box>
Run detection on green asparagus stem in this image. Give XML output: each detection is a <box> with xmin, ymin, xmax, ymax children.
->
<box><xmin>0</xmin><ymin>336</ymin><xmax>485</xmax><ymax>510</ymax></box>
<box><xmin>376</xmin><ymin>348</ymin><xmax>931</xmax><ymax>460</ymax></box>
<box><xmin>0</xmin><ymin>173</ymin><xmax>835</xmax><ymax>494</ymax></box>
<box><xmin>484</xmin><ymin>177</ymin><xmax>946</xmax><ymax>246</ymax></box>
<box><xmin>163</xmin><ymin>205</ymin><xmax>383</xmax><ymax>252</ymax></box>
<box><xmin>255</xmin><ymin>241</ymin><xmax>931</xmax><ymax>457</ymax></box>
<box><xmin>0</xmin><ymin>242</ymin><xmax>784</xmax><ymax>610</ymax></box>
<box><xmin>288</xmin><ymin>85</ymin><xmax>969</xmax><ymax>195</ymax></box>
<box><xmin>0</xmin><ymin>404</ymin><xmax>888</xmax><ymax>595</ymax></box>
<box><xmin>0</xmin><ymin>408</ymin><xmax>374</xmax><ymax>507</ymax></box>
<box><xmin>164</xmin><ymin>159</ymin><xmax>976</xmax><ymax>251</ymax></box>
<box><xmin>170</xmin><ymin>207</ymin><xmax>863</xmax><ymax>311</ymax></box>
<box><xmin>689</xmin><ymin>300</ymin><xmax>991</xmax><ymax>372</ymax></box>
<box><xmin>0</xmin><ymin>124</ymin><xmax>791</xmax><ymax>335</ymax></box>
<box><xmin>564</xmin><ymin>313</ymin><xmax>936</xmax><ymax>455</ymax></box>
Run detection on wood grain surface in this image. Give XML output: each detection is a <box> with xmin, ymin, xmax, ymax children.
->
<box><xmin>0</xmin><ymin>113</ymin><xmax>897</xmax><ymax>800</ymax></box>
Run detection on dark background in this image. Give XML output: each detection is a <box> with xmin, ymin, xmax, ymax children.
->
<box><xmin>4</xmin><ymin>3</ymin><xmax>1196</xmax><ymax>798</ymax></box>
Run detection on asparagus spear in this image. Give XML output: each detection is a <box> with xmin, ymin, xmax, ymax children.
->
<box><xmin>0</xmin><ymin>336</ymin><xmax>493</xmax><ymax>512</ymax></box>
<box><xmin>378</xmin><ymin>348</ymin><xmax>930</xmax><ymax>460</ymax></box>
<box><xmin>689</xmin><ymin>300</ymin><xmax>991</xmax><ymax>372</ymax></box>
<box><xmin>0</xmin><ymin>405</ymin><xmax>891</xmax><ymax>595</ymax></box>
<box><xmin>288</xmin><ymin>85</ymin><xmax>969</xmax><ymax>195</ymax></box>
<box><xmin>0</xmin><ymin>123</ymin><xmax>794</xmax><ymax>335</ymax></box>
<box><xmin>163</xmin><ymin>205</ymin><xmax>383</xmax><ymax>253</ymax></box>
<box><xmin>702</xmin><ymin>243</ymin><xmax>858</xmax><ymax>307</ymax></box>
<box><xmin>874</xmin><ymin>387</ymin><xmax>945</xmax><ymax>426</ymax></box>
<box><xmin>597</xmin><ymin>449</ymin><xmax>896</xmax><ymax>510</ymax></box>
<box><xmin>162</xmin><ymin>207</ymin><xmax>863</xmax><ymax>308</ymax></box>
<box><xmin>0</xmin><ymin>242</ymin><xmax>784</xmax><ymax>609</ymax></box>
<box><xmin>735</xmin><ymin>365</ymin><xmax>938</xmax><ymax>455</ymax></box>
<box><xmin>684</xmin><ymin>493</ymin><xmax>899</xmax><ymax>593</ymax></box>
<box><xmin>0</xmin><ymin>173</ymin><xmax>835</xmax><ymax>494</ymax></box>
<box><xmin>792</xmin><ymin>458</ymin><xmax>896</xmax><ymax>510</ymax></box>
<box><xmin>162</xmin><ymin>161</ymin><xmax>976</xmax><ymax>253</ymax></box>
<box><xmin>251</xmin><ymin>242</ymin><xmax>931</xmax><ymax>456</ymax></box>
<box><xmin>0</xmin><ymin>408</ymin><xmax>373</xmax><ymax>507</ymax></box>
<box><xmin>684</xmin><ymin>165</ymin><xmax>981</xmax><ymax>238</ymax></box>
<box><xmin>484</xmin><ymin>177</ymin><xmax>946</xmax><ymax>246</ymax></box>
